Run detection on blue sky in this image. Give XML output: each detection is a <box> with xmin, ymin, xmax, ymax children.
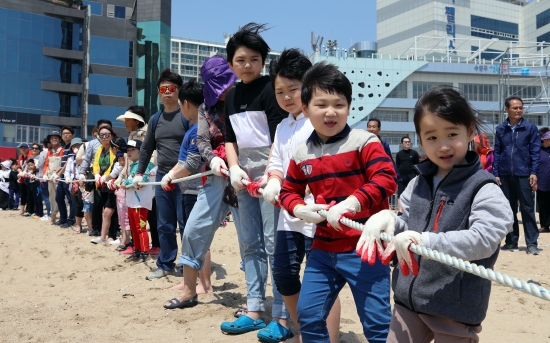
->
<box><xmin>170</xmin><ymin>0</ymin><xmax>378</xmax><ymax>54</ymax></box>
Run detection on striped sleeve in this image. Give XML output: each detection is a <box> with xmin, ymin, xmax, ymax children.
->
<box><xmin>279</xmin><ymin>158</ymin><xmax>308</xmax><ymax>216</ymax></box>
<box><xmin>352</xmin><ymin>141</ymin><xmax>397</xmax><ymax>209</ymax></box>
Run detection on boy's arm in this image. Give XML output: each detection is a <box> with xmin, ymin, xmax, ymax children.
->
<box><xmin>422</xmin><ymin>183</ymin><xmax>513</xmax><ymax>261</ymax></box>
<box><xmin>279</xmin><ymin>159</ymin><xmax>308</xmax><ymax>216</ymax></box>
<box><xmin>173</xmin><ymin>130</ymin><xmax>202</xmax><ymax>179</ymax></box>
<box><xmin>352</xmin><ymin>139</ymin><xmax>398</xmax><ymax>210</ymax></box>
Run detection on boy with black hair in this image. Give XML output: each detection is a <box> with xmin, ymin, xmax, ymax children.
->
<box><xmin>134</xmin><ymin>68</ymin><xmax>188</xmax><ymax>280</ymax></box>
<box><xmin>279</xmin><ymin>62</ymin><xmax>397</xmax><ymax>342</ymax></box>
<box><xmin>220</xmin><ymin>22</ymin><xmax>290</xmax><ymax>339</ymax></box>
<box><xmin>263</xmin><ymin>49</ymin><xmax>340</xmax><ymax>343</ymax></box>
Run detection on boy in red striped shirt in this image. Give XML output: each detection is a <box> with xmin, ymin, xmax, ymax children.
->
<box><xmin>279</xmin><ymin>62</ymin><xmax>397</xmax><ymax>343</ymax></box>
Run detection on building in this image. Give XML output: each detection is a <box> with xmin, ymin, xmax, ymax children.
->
<box><xmin>0</xmin><ymin>0</ymin><xmax>171</xmax><ymax>148</ymax></box>
<box><xmin>170</xmin><ymin>36</ymin><xmax>281</xmax><ymax>83</ymax></box>
<box><xmin>310</xmin><ymin>0</ymin><xmax>550</xmax><ymax>154</ymax></box>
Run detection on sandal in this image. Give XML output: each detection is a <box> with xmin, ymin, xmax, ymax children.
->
<box><xmin>257</xmin><ymin>321</ymin><xmax>292</xmax><ymax>343</ymax></box>
<box><xmin>115</xmin><ymin>244</ymin><xmax>128</xmax><ymax>252</ymax></box>
<box><xmin>220</xmin><ymin>315</ymin><xmax>266</xmax><ymax>334</ymax></box>
<box><xmin>163</xmin><ymin>295</ymin><xmax>198</xmax><ymax>309</ymax></box>
<box><xmin>233</xmin><ymin>307</ymin><xmax>248</xmax><ymax>318</ymax></box>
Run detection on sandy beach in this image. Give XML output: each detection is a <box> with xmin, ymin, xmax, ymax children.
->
<box><xmin>0</xmin><ymin>209</ymin><xmax>549</xmax><ymax>342</ymax></box>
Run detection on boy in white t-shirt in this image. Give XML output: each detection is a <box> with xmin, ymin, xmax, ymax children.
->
<box><xmin>122</xmin><ymin>140</ymin><xmax>157</xmax><ymax>264</ymax></box>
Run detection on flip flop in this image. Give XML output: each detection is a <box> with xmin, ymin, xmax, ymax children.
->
<box><xmin>220</xmin><ymin>315</ymin><xmax>266</xmax><ymax>334</ymax></box>
<box><xmin>163</xmin><ymin>295</ymin><xmax>198</xmax><ymax>309</ymax></box>
<box><xmin>257</xmin><ymin>321</ymin><xmax>292</xmax><ymax>343</ymax></box>
<box><xmin>233</xmin><ymin>307</ymin><xmax>248</xmax><ymax>318</ymax></box>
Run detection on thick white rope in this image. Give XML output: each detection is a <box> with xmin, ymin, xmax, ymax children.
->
<box><xmin>317</xmin><ymin>209</ymin><xmax>550</xmax><ymax>302</ymax></box>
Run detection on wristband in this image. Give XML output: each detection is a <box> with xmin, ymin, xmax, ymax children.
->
<box><xmin>267</xmin><ymin>172</ymin><xmax>284</xmax><ymax>184</ymax></box>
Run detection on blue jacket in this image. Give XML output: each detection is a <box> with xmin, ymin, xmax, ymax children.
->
<box><xmin>493</xmin><ymin>118</ymin><xmax>540</xmax><ymax>177</ymax></box>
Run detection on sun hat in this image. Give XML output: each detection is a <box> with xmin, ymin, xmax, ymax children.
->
<box><xmin>542</xmin><ymin>131</ymin><xmax>550</xmax><ymax>140</ymax></box>
<box><xmin>200</xmin><ymin>55</ymin><xmax>237</xmax><ymax>106</ymax></box>
<box><xmin>1</xmin><ymin>160</ymin><xmax>11</xmax><ymax>169</ymax></box>
<box><xmin>126</xmin><ymin>139</ymin><xmax>142</xmax><ymax>150</ymax></box>
<box><xmin>17</xmin><ymin>143</ymin><xmax>29</xmax><ymax>149</ymax></box>
<box><xmin>70</xmin><ymin>137</ymin><xmax>83</xmax><ymax>149</ymax></box>
<box><xmin>116</xmin><ymin>111</ymin><xmax>146</xmax><ymax>124</ymax></box>
<box><xmin>46</xmin><ymin>130</ymin><xmax>62</xmax><ymax>142</ymax></box>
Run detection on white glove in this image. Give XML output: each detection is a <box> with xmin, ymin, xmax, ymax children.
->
<box><xmin>229</xmin><ymin>165</ymin><xmax>248</xmax><ymax>190</ymax></box>
<box><xmin>114</xmin><ymin>177</ymin><xmax>123</xmax><ymax>189</ymax></box>
<box><xmin>263</xmin><ymin>178</ymin><xmax>281</xmax><ymax>205</ymax></box>
<box><xmin>293</xmin><ymin>203</ymin><xmax>329</xmax><ymax>224</ymax></box>
<box><xmin>51</xmin><ymin>173</ymin><xmax>60</xmax><ymax>183</ymax></box>
<box><xmin>161</xmin><ymin>170</ymin><xmax>175</xmax><ymax>190</ymax></box>
<box><xmin>356</xmin><ymin>210</ymin><xmax>396</xmax><ymax>265</ymax></box>
<box><xmin>132</xmin><ymin>175</ymin><xmax>143</xmax><ymax>189</ymax></box>
<box><xmin>78</xmin><ymin>174</ymin><xmax>86</xmax><ymax>185</ymax></box>
<box><xmin>106</xmin><ymin>179</ymin><xmax>117</xmax><ymax>190</ymax></box>
<box><xmin>326</xmin><ymin>196</ymin><xmax>361</xmax><ymax>231</ymax></box>
<box><xmin>256</xmin><ymin>174</ymin><xmax>268</xmax><ymax>188</ymax></box>
<box><xmin>17</xmin><ymin>172</ymin><xmax>23</xmax><ymax>178</ymax></box>
<box><xmin>210</xmin><ymin>156</ymin><xmax>228</xmax><ymax>177</ymax></box>
<box><xmin>95</xmin><ymin>174</ymin><xmax>102</xmax><ymax>186</ymax></box>
<box><xmin>100</xmin><ymin>175</ymin><xmax>108</xmax><ymax>186</ymax></box>
<box><xmin>382</xmin><ymin>231</ymin><xmax>423</xmax><ymax>276</ymax></box>
<box><xmin>43</xmin><ymin>175</ymin><xmax>49</xmax><ymax>181</ymax></box>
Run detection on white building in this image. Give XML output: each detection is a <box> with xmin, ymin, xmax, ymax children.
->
<box><xmin>170</xmin><ymin>37</ymin><xmax>280</xmax><ymax>83</ymax></box>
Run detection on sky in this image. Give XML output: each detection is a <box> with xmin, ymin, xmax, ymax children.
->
<box><xmin>170</xmin><ymin>0</ymin><xmax>378</xmax><ymax>54</ymax></box>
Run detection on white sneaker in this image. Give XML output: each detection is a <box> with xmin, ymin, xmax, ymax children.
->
<box><xmin>90</xmin><ymin>237</ymin><xmax>107</xmax><ymax>244</ymax></box>
<box><xmin>40</xmin><ymin>215</ymin><xmax>50</xmax><ymax>221</ymax></box>
<box><xmin>109</xmin><ymin>239</ymin><xmax>121</xmax><ymax>245</ymax></box>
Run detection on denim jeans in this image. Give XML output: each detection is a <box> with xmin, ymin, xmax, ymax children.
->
<box><xmin>500</xmin><ymin>176</ymin><xmax>539</xmax><ymax>247</ymax></box>
<box><xmin>32</xmin><ymin>187</ymin><xmax>43</xmax><ymax>217</ymax></box>
<box><xmin>40</xmin><ymin>182</ymin><xmax>51</xmax><ymax>216</ymax></box>
<box><xmin>235</xmin><ymin>192</ymin><xmax>288</xmax><ymax>319</ymax></box>
<box><xmin>155</xmin><ymin>172</ymin><xmax>184</xmax><ymax>271</ymax></box>
<box><xmin>56</xmin><ymin>181</ymin><xmax>74</xmax><ymax>223</ymax></box>
<box><xmin>273</xmin><ymin>231</ymin><xmax>313</xmax><ymax>296</ymax></box>
<box><xmin>180</xmin><ymin>193</ymin><xmax>198</xmax><ymax>242</ymax></box>
<box><xmin>297</xmin><ymin>249</ymin><xmax>391</xmax><ymax>343</ymax></box>
<box><xmin>179</xmin><ymin>175</ymin><xmax>231</xmax><ymax>269</ymax></box>
<box><xmin>8</xmin><ymin>189</ymin><xmax>19</xmax><ymax>208</ymax></box>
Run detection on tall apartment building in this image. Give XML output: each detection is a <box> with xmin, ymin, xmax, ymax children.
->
<box><xmin>170</xmin><ymin>37</ymin><xmax>280</xmax><ymax>82</ymax></box>
<box><xmin>0</xmin><ymin>0</ymin><xmax>171</xmax><ymax>147</ymax></box>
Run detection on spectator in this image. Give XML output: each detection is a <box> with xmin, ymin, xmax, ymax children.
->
<box><xmin>367</xmin><ymin>118</ymin><xmax>400</xmax><ymax>179</ymax></box>
<box><xmin>55</xmin><ymin>126</ymin><xmax>76</xmax><ymax>228</ymax></box>
<box><xmin>16</xmin><ymin>143</ymin><xmax>33</xmax><ymax>215</ymax></box>
<box><xmin>134</xmin><ymin>69</ymin><xmax>188</xmax><ymax>280</ymax></box>
<box><xmin>395</xmin><ymin>136</ymin><xmax>419</xmax><ymax>214</ymax></box>
<box><xmin>538</xmin><ymin>128</ymin><xmax>550</xmax><ymax>233</ymax></box>
<box><xmin>0</xmin><ymin>160</ymin><xmax>11</xmax><ymax>210</ymax></box>
<box><xmin>493</xmin><ymin>96</ymin><xmax>541</xmax><ymax>255</ymax></box>
<box><xmin>43</xmin><ymin>131</ymin><xmax>64</xmax><ymax>224</ymax></box>
<box><xmin>474</xmin><ymin>133</ymin><xmax>494</xmax><ymax>173</ymax></box>
<box><xmin>35</xmin><ymin>139</ymin><xmax>51</xmax><ymax>221</ymax></box>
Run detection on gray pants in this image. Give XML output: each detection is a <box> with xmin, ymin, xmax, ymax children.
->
<box><xmin>48</xmin><ymin>182</ymin><xmax>59</xmax><ymax>215</ymax></box>
<box><xmin>387</xmin><ymin>304</ymin><xmax>481</xmax><ymax>343</ymax></box>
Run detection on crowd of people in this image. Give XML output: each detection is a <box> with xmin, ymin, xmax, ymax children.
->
<box><xmin>0</xmin><ymin>22</ymin><xmax>547</xmax><ymax>343</ymax></box>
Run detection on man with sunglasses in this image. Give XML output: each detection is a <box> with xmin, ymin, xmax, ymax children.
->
<box><xmin>395</xmin><ymin>136</ymin><xmax>419</xmax><ymax>214</ymax></box>
<box><xmin>53</xmin><ymin>126</ymin><xmax>76</xmax><ymax>228</ymax></box>
<box><xmin>134</xmin><ymin>68</ymin><xmax>188</xmax><ymax>280</ymax></box>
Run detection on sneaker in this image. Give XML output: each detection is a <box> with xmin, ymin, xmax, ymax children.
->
<box><xmin>23</xmin><ymin>213</ymin><xmax>32</xmax><ymax>217</ymax></box>
<box><xmin>109</xmin><ymin>239</ymin><xmax>121</xmax><ymax>245</ymax></box>
<box><xmin>149</xmin><ymin>247</ymin><xmax>161</xmax><ymax>256</ymax></box>
<box><xmin>90</xmin><ymin>237</ymin><xmax>107</xmax><ymax>244</ymax></box>
<box><xmin>120</xmin><ymin>246</ymin><xmax>134</xmax><ymax>255</ymax></box>
<box><xmin>133</xmin><ymin>253</ymin><xmax>152</xmax><ymax>264</ymax></box>
<box><xmin>89</xmin><ymin>230</ymin><xmax>101</xmax><ymax>237</ymax></box>
<box><xmin>32</xmin><ymin>215</ymin><xmax>40</xmax><ymax>219</ymax></box>
<box><xmin>539</xmin><ymin>227</ymin><xmax>550</xmax><ymax>233</ymax></box>
<box><xmin>146</xmin><ymin>268</ymin><xmax>179</xmax><ymax>280</ymax></box>
<box><xmin>39</xmin><ymin>215</ymin><xmax>50</xmax><ymax>221</ymax></box>
<box><xmin>526</xmin><ymin>246</ymin><xmax>540</xmax><ymax>255</ymax></box>
<box><xmin>501</xmin><ymin>243</ymin><xmax>518</xmax><ymax>251</ymax></box>
<box><xmin>115</xmin><ymin>244</ymin><xmax>127</xmax><ymax>252</ymax></box>
<box><xmin>60</xmin><ymin>222</ymin><xmax>73</xmax><ymax>229</ymax></box>
<box><xmin>52</xmin><ymin>221</ymin><xmax>65</xmax><ymax>226</ymax></box>
<box><xmin>124</xmin><ymin>251</ymin><xmax>140</xmax><ymax>263</ymax></box>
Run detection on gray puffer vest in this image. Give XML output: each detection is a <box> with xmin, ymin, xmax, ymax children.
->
<box><xmin>392</xmin><ymin>151</ymin><xmax>498</xmax><ymax>326</ymax></box>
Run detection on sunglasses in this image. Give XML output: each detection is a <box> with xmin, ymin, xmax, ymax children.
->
<box><xmin>159</xmin><ymin>85</ymin><xmax>177</xmax><ymax>93</ymax></box>
<box><xmin>99</xmin><ymin>132</ymin><xmax>111</xmax><ymax>138</ymax></box>
<box><xmin>32</xmin><ymin>147</ymin><xmax>40</xmax><ymax>150</ymax></box>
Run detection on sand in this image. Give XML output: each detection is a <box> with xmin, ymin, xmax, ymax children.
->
<box><xmin>0</xmin><ymin>209</ymin><xmax>549</xmax><ymax>343</ymax></box>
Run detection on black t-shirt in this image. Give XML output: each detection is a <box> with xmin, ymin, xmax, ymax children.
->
<box><xmin>396</xmin><ymin>149</ymin><xmax>420</xmax><ymax>175</ymax></box>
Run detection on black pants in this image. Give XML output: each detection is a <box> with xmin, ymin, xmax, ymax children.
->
<box><xmin>72</xmin><ymin>189</ymin><xmax>84</xmax><ymax>218</ymax></box>
<box><xmin>18</xmin><ymin>183</ymin><xmax>28</xmax><ymax>207</ymax></box>
<box><xmin>537</xmin><ymin>190</ymin><xmax>550</xmax><ymax>229</ymax></box>
<box><xmin>149</xmin><ymin>197</ymin><xmax>159</xmax><ymax>247</ymax></box>
<box><xmin>500</xmin><ymin>176</ymin><xmax>539</xmax><ymax>247</ymax></box>
<box><xmin>0</xmin><ymin>190</ymin><xmax>8</xmax><ymax>210</ymax></box>
<box><xmin>99</xmin><ymin>191</ymin><xmax>119</xmax><ymax>240</ymax></box>
<box><xmin>92</xmin><ymin>189</ymin><xmax>103</xmax><ymax>231</ymax></box>
<box><xmin>26</xmin><ymin>182</ymin><xmax>34</xmax><ymax>214</ymax></box>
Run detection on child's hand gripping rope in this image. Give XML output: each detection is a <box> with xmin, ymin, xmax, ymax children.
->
<box><xmin>355</xmin><ymin>210</ymin><xmax>395</xmax><ymax>265</ymax></box>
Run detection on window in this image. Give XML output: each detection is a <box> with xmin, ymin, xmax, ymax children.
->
<box><xmin>387</xmin><ymin>81</ymin><xmax>407</xmax><ymax>99</ymax></box>
<box><xmin>171</xmin><ymin>64</ymin><xmax>179</xmax><ymax>73</ymax></box>
<box><xmin>90</xmin><ymin>36</ymin><xmax>133</xmax><ymax>67</ymax></box>
<box><xmin>114</xmin><ymin>6</ymin><xmax>126</xmax><ymax>19</ymax></box>
<box><xmin>537</xmin><ymin>32</ymin><xmax>550</xmax><ymax>49</ymax></box>
<box><xmin>171</xmin><ymin>53</ymin><xmax>179</xmax><ymax>64</ymax></box>
<box><xmin>83</xmin><ymin>1</ymin><xmax>102</xmax><ymax>15</ymax></box>
<box><xmin>171</xmin><ymin>41</ymin><xmax>179</xmax><ymax>52</ymax></box>
<box><xmin>89</xmin><ymin>74</ymin><xmax>132</xmax><ymax>97</ymax></box>
<box><xmin>523</xmin><ymin>115</ymin><xmax>544</xmax><ymax>126</ymax></box>
<box><xmin>382</xmin><ymin>132</ymin><xmax>414</xmax><ymax>145</ymax></box>
<box><xmin>459</xmin><ymin>83</ymin><xmax>497</xmax><ymax>102</ymax></box>
<box><xmin>181</xmin><ymin>54</ymin><xmax>197</xmax><ymax>65</ymax></box>
<box><xmin>412</xmin><ymin>82</ymin><xmax>452</xmax><ymax>98</ymax></box>
<box><xmin>537</xmin><ymin>9</ymin><xmax>550</xmax><ymax>29</ymax></box>
<box><xmin>181</xmin><ymin>43</ymin><xmax>197</xmax><ymax>53</ymax></box>
<box><xmin>471</xmin><ymin>16</ymin><xmax>518</xmax><ymax>35</ymax></box>
<box><xmin>478</xmin><ymin>112</ymin><xmax>498</xmax><ymax>125</ymax></box>
<box><xmin>88</xmin><ymin>105</ymin><xmax>128</xmax><ymax>126</ymax></box>
<box><xmin>181</xmin><ymin>65</ymin><xmax>198</xmax><ymax>76</ymax></box>
<box><xmin>367</xmin><ymin>110</ymin><xmax>409</xmax><ymax>122</ymax></box>
<box><xmin>509</xmin><ymin>86</ymin><xmax>541</xmax><ymax>100</ymax></box>
<box><xmin>3</xmin><ymin>124</ymin><xmax>16</xmax><ymax>143</ymax></box>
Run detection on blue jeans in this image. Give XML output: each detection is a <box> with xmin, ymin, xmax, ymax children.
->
<box><xmin>297</xmin><ymin>249</ymin><xmax>391</xmax><ymax>343</ymax></box>
<box><xmin>40</xmin><ymin>182</ymin><xmax>51</xmax><ymax>216</ymax></box>
<box><xmin>500</xmin><ymin>176</ymin><xmax>539</xmax><ymax>247</ymax></box>
<box><xmin>155</xmin><ymin>172</ymin><xmax>184</xmax><ymax>271</ymax></box>
<box><xmin>8</xmin><ymin>189</ymin><xmax>19</xmax><ymax>208</ymax></box>
<box><xmin>56</xmin><ymin>181</ymin><xmax>74</xmax><ymax>223</ymax></box>
<box><xmin>179</xmin><ymin>175</ymin><xmax>232</xmax><ymax>269</ymax></box>
<box><xmin>32</xmin><ymin>186</ymin><xmax>43</xmax><ymax>217</ymax></box>
<box><xmin>180</xmin><ymin>193</ymin><xmax>198</xmax><ymax>242</ymax></box>
<box><xmin>273</xmin><ymin>231</ymin><xmax>313</xmax><ymax>296</ymax></box>
<box><xmin>235</xmin><ymin>192</ymin><xmax>288</xmax><ymax>319</ymax></box>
